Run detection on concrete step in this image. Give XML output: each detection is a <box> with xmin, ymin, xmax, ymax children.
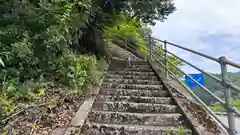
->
<box><xmin>109</xmin><ymin>64</ymin><xmax>152</xmax><ymax>69</ymax></box>
<box><xmin>102</xmin><ymin>83</ymin><xmax>163</xmax><ymax>90</ymax></box>
<box><xmin>92</xmin><ymin>101</ymin><xmax>178</xmax><ymax>113</ymax></box>
<box><xmin>105</xmin><ymin>74</ymin><xmax>159</xmax><ymax>81</ymax></box>
<box><xmin>99</xmin><ymin>89</ymin><xmax>169</xmax><ymax>97</ymax></box>
<box><xmin>81</xmin><ymin>122</ymin><xmax>192</xmax><ymax>135</ymax></box>
<box><xmin>107</xmin><ymin>71</ymin><xmax>156</xmax><ymax>76</ymax></box>
<box><xmin>88</xmin><ymin>111</ymin><xmax>185</xmax><ymax>126</ymax></box>
<box><xmin>109</xmin><ymin>68</ymin><xmax>154</xmax><ymax>72</ymax></box>
<box><xmin>111</xmin><ymin>60</ymin><xmax>149</xmax><ymax>65</ymax></box>
<box><xmin>96</xmin><ymin>95</ymin><xmax>173</xmax><ymax>104</ymax></box>
<box><xmin>104</xmin><ymin>79</ymin><xmax>161</xmax><ymax>85</ymax></box>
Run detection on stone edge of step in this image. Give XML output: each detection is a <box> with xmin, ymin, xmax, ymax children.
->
<box><xmin>92</xmin><ymin>101</ymin><xmax>178</xmax><ymax>112</ymax></box>
<box><xmin>103</xmin><ymin>78</ymin><xmax>161</xmax><ymax>83</ymax></box>
<box><xmin>82</xmin><ymin>122</ymin><xmax>192</xmax><ymax>134</ymax></box>
<box><xmin>92</xmin><ymin>101</ymin><xmax>177</xmax><ymax>106</ymax></box>
<box><xmin>98</xmin><ymin>89</ymin><xmax>169</xmax><ymax>97</ymax></box>
<box><xmin>96</xmin><ymin>95</ymin><xmax>173</xmax><ymax>104</ymax></box>
<box><xmin>87</xmin><ymin>111</ymin><xmax>184</xmax><ymax>126</ymax></box>
<box><xmin>101</xmin><ymin>83</ymin><xmax>164</xmax><ymax>88</ymax></box>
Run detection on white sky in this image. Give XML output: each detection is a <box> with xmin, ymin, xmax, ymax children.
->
<box><xmin>152</xmin><ymin>0</ymin><xmax>240</xmax><ymax>73</ymax></box>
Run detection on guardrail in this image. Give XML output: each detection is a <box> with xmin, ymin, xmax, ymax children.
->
<box><xmin>150</xmin><ymin>37</ymin><xmax>240</xmax><ymax>135</ymax></box>
<box><xmin>113</xmin><ymin>36</ymin><xmax>240</xmax><ymax>135</ymax></box>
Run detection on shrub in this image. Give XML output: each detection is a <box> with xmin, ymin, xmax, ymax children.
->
<box><xmin>104</xmin><ymin>14</ymin><xmax>148</xmax><ymax>56</ymax></box>
<box><xmin>0</xmin><ymin>0</ymin><xmax>95</xmax><ymax>118</ymax></box>
<box><xmin>56</xmin><ymin>54</ymin><xmax>98</xmax><ymax>91</ymax></box>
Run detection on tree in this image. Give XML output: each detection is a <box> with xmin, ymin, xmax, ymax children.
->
<box><xmin>106</xmin><ymin>0</ymin><xmax>176</xmax><ymax>25</ymax></box>
<box><xmin>76</xmin><ymin>0</ymin><xmax>176</xmax><ymax>58</ymax></box>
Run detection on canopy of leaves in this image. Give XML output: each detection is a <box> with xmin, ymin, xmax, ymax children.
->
<box><xmin>103</xmin><ymin>0</ymin><xmax>176</xmax><ymax>25</ymax></box>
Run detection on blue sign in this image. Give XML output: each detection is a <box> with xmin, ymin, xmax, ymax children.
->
<box><xmin>185</xmin><ymin>74</ymin><xmax>204</xmax><ymax>88</ymax></box>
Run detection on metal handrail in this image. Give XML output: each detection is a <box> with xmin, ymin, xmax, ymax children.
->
<box><xmin>153</xmin><ymin>44</ymin><xmax>240</xmax><ymax>93</ymax></box>
<box><xmin>150</xmin><ymin>36</ymin><xmax>240</xmax><ymax>135</ymax></box>
<box><xmin>151</xmin><ymin>53</ymin><xmax>229</xmax><ymax>132</ymax></box>
<box><xmin>151</xmin><ymin>37</ymin><xmax>240</xmax><ymax>69</ymax></box>
<box><xmin>153</xmin><ymin>49</ymin><xmax>240</xmax><ymax>117</ymax></box>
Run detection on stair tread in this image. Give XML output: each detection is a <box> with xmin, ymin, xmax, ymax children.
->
<box><xmin>105</xmin><ymin>75</ymin><xmax>159</xmax><ymax>81</ymax></box>
<box><xmin>92</xmin><ymin>101</ymin><xmax>178</xmax><ymax>113</ymax></box>
<box><xmin>97</xmin><ymin>95</ymin><xmax>172</xmax><ymax>100</ymax></box>
<box><xmin>104</xmin><ymin>79</ymin><xmax>161</xmax><ymax>83</ymax></box>
<box><xmin>102</xmin><ymin>83</ymin><xmax>163</xmax><ymax>90</ymax></box>
<box><xmin>90</xmin><ymin>110</ymin><xmax>182</xmax><ymax>117</ymax></box>
<box><xmin>109</xmin><ymin>67</ymin><xmax>153</xmax><ymax>69</ymax></box>
<box><xmin>96</xmin><ymin>95</ymin><xmax>173</xmax><ymax>104</ymax></box>
<box><xmin>102</xmin><ymin>83</ymin><xmax>163</xmax><ymax>87</ymax></box>
<box><xmin>109</xmin><ymin>65</ymin><xmax>152</xmax><ymax>68</ymax></box>
<box><xmin>104</xmin><ymin>78</ymin><xmax>161</xmax><ymax>81</ymax></box>
<box><xmin>109</xmin><ymin>68</ymin><xmax>154</xmax><ymax>72</ymax></box>
<box><xmin>93</xmin><ymin>101</ymin><xmax>177</xmax><ymax>107</ymax></box>
<box><xmin>111</xmin><ymin>61</ymin><xmax>149</xmax><ymax>65</ymax></box>
<box><xmin>111</xmin><ymin>59</ymin><xmax>147</xmax><ymax>62</ymax></box>
<box><xmin>99</xmin><ymin>89</ymin><xmax>169</xmax><ymax>97</ymax></box>
<box><xmin>82</xmin><ymin>122</ymin><xmax>192</xmax><ymax>135</ymax></box>
<box><xmin>100</xmin><ymin>88</ymin><xmax>166</xmax><ymax>91</ymax></box>
<box><xmin>88</xmin><ymin>111</ymin><xmax>184</xmax><ymax>126</ymax></box>
<box><xmin>106</xmin><ymin>74</ymin><xmax>158</xmax><ymax>77</ymax></box>
<box><xmin>86</xmin><ymin>122</ymin><xmax>190</xmax><ymax>130</ymax></box>
<box><xmin>108</xmin><ymin>71</ymin><xmax>156</xmax><ymax>73</ymax></box>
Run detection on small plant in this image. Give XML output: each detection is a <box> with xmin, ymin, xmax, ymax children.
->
<box><xmin>179</xmin><ymin>126</ymin><xmax>184</xmax><ymax>135</ymax></box>
<box><xmin>167</xmin><ymin>128</ymin><xmax>171</xmax><ymax>135</ymax></box>
<box><xmin>56</xmin><ymin>54</ymin><xmax>98</xmax><ymax>91</ymax></box>
<box><xmin>167</xmin><ymin>126</ymin><xmax>184</xmax><ymax>135</ymax></box>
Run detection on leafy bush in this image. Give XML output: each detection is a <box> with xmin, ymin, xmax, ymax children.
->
<box><xmin>104</xmin><ymin>14</ymin><xmax>148</xmax><ymax>56</ymax></box>
<box><xmin>0</xmin><ymin>0</ymin><xmax>97</xmax><ymax>118</ymax></box>
<box><xmin>57</xmin><ymin>54</ymin><xmax>98</xmax><ymax>91</ymax></box>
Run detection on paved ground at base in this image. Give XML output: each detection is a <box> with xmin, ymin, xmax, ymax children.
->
<box><xmin>217</xmin><ymin>116</ymin><xmax>240</xmax><ymax>133</ymax></box>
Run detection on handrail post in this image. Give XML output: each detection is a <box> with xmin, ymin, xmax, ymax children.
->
<box><xmin>164</xmin><ymin>40</ymin><xmax>168</xmax><ymax>78</ymax></box>
<box><xmin>219</xmin><ymin>56</ymin><xmax>237</xmax><ymax>135</ymax></box>
<box><xmin>149</xmin><ymin>36</ymin><xmax>152</xmax><ymax>60</ymax></box>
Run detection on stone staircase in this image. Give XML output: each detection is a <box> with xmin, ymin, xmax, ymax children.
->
<box><xmin>80</xmin><ymin>59</ymin><xmax>193</xmax><ymax>135</ymax></box>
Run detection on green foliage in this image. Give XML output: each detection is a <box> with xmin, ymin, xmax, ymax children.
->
<box><xmin>104</xmin><ymin>14</ymin><xmax>148</xmax><ymax>56</ymax></box>
<box><xmin>210</xmin><ymin>99</ymin><xmax>240</xmax><ymax>112</ymax></box>
<box><xmin>166</xmin><ymin>126</ymin><xmax>184</xmax><ymax>135</ymax></box>
<box><xmin>119</xmin><ymin>0</ymin><xmax>176</xmax><ymax>25</ymax></box>
<box><xmin>0</xmin><ymin>0</ymin><xmax>97</xmax><ymax>118</ymax></box>
<box><xmin>153</xmin><ymin>45</ymin><xmax>184</xmax><ymax>76</ymax></box>
<box><xmin>167</xmin><ymin>128</ymin><xmax>171</xmax><ymax>135</ymax></box>
<box><xmin>179</xmin><ymin>126</ymin><xmax>184</xmax><ymax>135</ymax></box>
<box><xmin>210</xmin><ymin>102</ymin><xmax>226</xmax><ymax>112</ymax></box>
<box><xmin>57</xmin><ymin>54</ymin><xmax>97</xmax><ymax>90</ymax></box>
<box><xmin>0</xmin><ymin>58</ymin><xmax>4</xmax><ymax>67</ymax></box>
<box><xmin>168</xmin><ymin>56</ymin><xmax>184</xmax><ymax>76</ymax></box>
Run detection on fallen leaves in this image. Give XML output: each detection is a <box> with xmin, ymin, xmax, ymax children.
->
<box><xmin>0</xmin><ymin>85</ymin><xmax>84</xmax><ymax>135</ymax></box>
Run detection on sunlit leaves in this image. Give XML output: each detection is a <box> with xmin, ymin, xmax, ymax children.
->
<box><xmin>0</xmin><ymin>58</ymin><xmax>4</xmax><ymax>67</ymax></box>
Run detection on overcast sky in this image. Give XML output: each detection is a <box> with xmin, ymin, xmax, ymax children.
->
<box><xmin>152</xmin><ymin>0</ymin><xmax>240</xmax><ymax>73</ymax></box>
